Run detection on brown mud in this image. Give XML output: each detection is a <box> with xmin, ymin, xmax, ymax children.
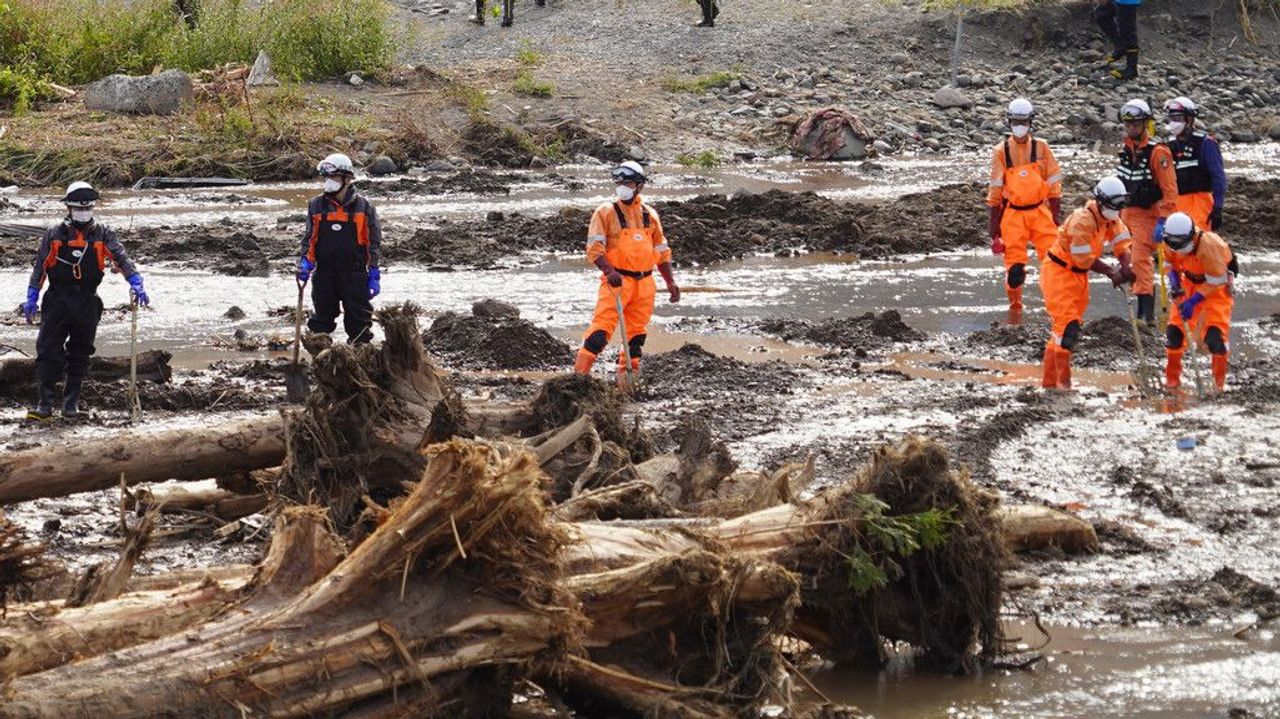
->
<box><xmin>965</xmin><ymin>315</ymin><xmax>1163</xmax><ymax>369</ymax></box>
<box><xmin>422</xmin><ymin>300</ymin><xmax>573</xmax><ymax>370</ymax></box>
<box><xmin>758</xmin><ymin>310</ymin><xmax>925</xmax><ymax>354</ymax></box>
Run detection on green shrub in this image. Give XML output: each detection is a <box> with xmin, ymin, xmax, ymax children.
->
<box><xmin>661</xmin><ymin>70</ymin><xmax>738</xmax><ymax>94</ymax></box>
<box><xmin>675</xmin><ymin>150</ymin><xmax>720</xmax><ymax>168</ymax></box>
<box><xmin>515</xmin><ymin>39</ymin><xmax>543</xmax><ymax>67</ymax></box>
<box><xmin>0</xmin><ymin>65</ymin><xmax>57</xmax><ymax>114</ymax></box>
<box><xmin>0</xmin><ymin>0</ymin><xmax>394</xmax><ymax>98</ymax></box>
<box><xmin>513</xmin><ymin>69</ymin><xmax>554</xmax><ymax>98</ymax></box>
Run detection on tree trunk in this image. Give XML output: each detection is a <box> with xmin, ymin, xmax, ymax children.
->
<box><xmin>130</xmin><ymin>480</ymin><xmax>268</xmax><ymax>521</ymax></box>
<box><xmin>0</xmin><ymin>350</ymin><xmax>172</xmax><ymax>398</ymax></box>
<box><xmin>0</xmin><ymin>415</ymin><xmax>285</xmax><ymax>505</ymax></box>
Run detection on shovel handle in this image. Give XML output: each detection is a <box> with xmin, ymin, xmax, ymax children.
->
<box><xmin>293</xmin><ymin>282</ymin><xmax>306</xmax><ymax>366</ymax></box>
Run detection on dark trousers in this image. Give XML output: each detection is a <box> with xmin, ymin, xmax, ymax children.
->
<box><xmin>1094</xmin><ymin>2</ymin><xmax>1138</xmax><ymax>53</ymax></box>
<box><xmin>476</xmin><ymin>0</ymin><xmax>541</xmax><ymax>24</ymax></box>
<box><xmin>35</xmin><ymin>288</ymin><xmax>103</xmax><ymax>401</ymax></box>
<box><xmin>308</xmin><ymin>269</ymin><xmax>373</xmax><ymax>344</ymax></box>
<box><xmin>698</xmin><ymin>0</ymin><xmax>718</xmax><ymax>24</ymax></box>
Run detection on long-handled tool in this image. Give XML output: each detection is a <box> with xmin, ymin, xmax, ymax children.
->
<box><xmin>128</xmin><ymin>297</ymin><xmax>142</xmax><ymax>423</ymax></box>
<box><xmin>284</xmin><ymin>278</ymin><xmax>311</xmax><ymax>403</ymax></box>
<box><xmin>612</xmin><ymin>286</ymin><xmax>637</xmax><ymax>394</ymax></box>
<box><xmin>1186</xmin><ymin>310</ymin><xmax>1208</xmax><ymax>400</ymax></box>
<box><xmin>1120</xmin><ymin>287</ymin><xmax>1158</xmax><ymax>400</ymax></box>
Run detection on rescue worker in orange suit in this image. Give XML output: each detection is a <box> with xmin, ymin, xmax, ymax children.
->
<box><xmin>987</xmin><ymin>97</ymin><xmax>1063</xmax><ymax>324</ymax></box>
<box><xmin>297</xmin><ymin>153</ymin><xmax>383</xmax><ymax>344</ymax></box>
<box><xmin>1114</xmin><ymin>98</ymin><xmax>1177</xmax><ymax>325</ymax></box>
<box><xmin>574</xmin><ymin>162</ymin><xmax>681</xmax><ymax>384</ymax></box>
<box><xmin>1160</xmin><ymin>212</ymin><xmax>1234</xmax><ymax>392</ymax></box>
<box><xmin>1039</xmin><ymin>177</ymin><xmax>1135</xmax><ymax>390</ymax></box>
<box><xmin>21</xmin><ymin>181</ymin><xmax>149</xmax><ymax>420</ymax></box>
<box><xmin>1164</xmin><ymin>97</ymin><xmax>1227</xmax><ymax>231</ymax></box>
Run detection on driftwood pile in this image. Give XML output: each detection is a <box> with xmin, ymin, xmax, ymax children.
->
<box><xmin>0</xmin><ymin>304</ymin><xmax>1094</xmax><ymax>717</ymax></box>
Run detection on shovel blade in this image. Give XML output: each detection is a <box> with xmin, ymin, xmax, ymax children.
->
<box><xmin>285</xmin><ymin>364</ymin><xmax>311</xmax><ymax>403</ymax></box>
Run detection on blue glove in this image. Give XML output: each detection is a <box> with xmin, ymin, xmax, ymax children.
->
<box><xmin>1154</xmin><ymin>218</ymin><xmax>1166</xmax><ymax>243</ymax></box>
<box><xmin>21</xmin><ymin>287</ymin><xmax>39</xmax><ymax>324</ymax></box>
<box><xmin>1168</xmin><ymin>270</ymin><xmax>1184</xmax><ymax>299</ymax></box>
<box><xmin>127</xmin><ymin>274</ymin><xmax>149</xmax><ymax>307</ymax></box>
<box><xmin>1178</xmin><ymin>291</ymin><xmax>1204</xmax><ymax>322</ymax></box>
<box><xmin>298</xmin><ymin>257</ymin><xmax>315</xmax><ymax>283</ymax></box>
<box><xmin>368</xmin><ymin>267</ymin><xmax>381</xmax><ymax>299</ymax></box>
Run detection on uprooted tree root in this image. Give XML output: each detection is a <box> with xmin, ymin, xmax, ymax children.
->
<box><xmin>0</xmin><ymin>521</ymin><xmax>57</xmax><ymax>613</ymax></box>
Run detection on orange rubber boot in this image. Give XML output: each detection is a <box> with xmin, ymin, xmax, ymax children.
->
<box><xmin>1041</xmin><ymin>342</ymin><xmax>1059</xmax><ymax>389</ymax></box>
<box><xmin>1006</xmin><ymin>286</ymin><xmax>1024</xmax><ymax>325</ymax></box>
<box><xmin>1056</xmin><ymin>348</ymin><xmax>1073</xmax><ymax>390</ymax></box>
<box><xmin>574</xmin><ymin>348</ymin><xmax>597</xmax><ymax>374</ymax></box>
<box><xmin>616</xmin><ymin>357</ymin><xmax>641</xmax><ymax>391</ymax></box>
<box><xmin>1211</xmin><ymin>353</ymin><xmax>1228</xmax><ymax>391</ymax></box>
<box><xmin>1164</xmin><ymin>350</ymin><xmax>1183</xmax><ymax>389</ymax></box>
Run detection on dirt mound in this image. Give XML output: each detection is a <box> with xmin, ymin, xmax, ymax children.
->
<box><xmin>758</xmin><ymin>310</ymin><xmax>924</xmax><ymax>351</ymax></box>
<box><xmin>1223</xmin><ymin>178</ymin><xmax>1280</xmax><ymax>254</ymax></box>
<box><xmin>462</xmin><ymin>119</ymin><xmax>536</xmax><ymax>168</ymax></box>
<box><xmin>385</xmin><ymin>211</ymin><xmax>584</xmax><ymax>268</ymax></box>
<box><xmin>127</xmin><ymin>225</ymin><xmax>294</xmax><ymax>274</ymax></box>
<box><xmin>640</xmin><ymin>343</ymin><xmax>800</xmax><ymax>401</ymax></box>
<box><xmin>964</xmin><ymin>315</ymin><xmax>1160</xmax><ymax>369</ymax></box>
<box><xmin>527</xmin><ymin>373</ymin><xmax>654</xmax><ymax>462</ymax></box>
<box><xmin>1109</xmin><ymin>567</ymin><xmax>1280</xmax><ymax>625</ymax></box>
<box><xmin>423</xmin><ymin>304</ymin><xmax>571</xmax><ymax>370</ymax></box>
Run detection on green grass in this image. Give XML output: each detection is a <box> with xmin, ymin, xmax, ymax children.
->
<box><xmin>661</xmin><ymin>70</ymin><xmax>739</xmax><ymax>94</ymax></box>
<box><xmin>513</xmin><ymin>69</ymin><xmax>555</xmax><ymax>98</ymax></box>
<box><xmin>516</xmin><ymin>39</ymin><xmax>544</xmax><ymax>67</ymax></box>
<box><xmin>0</xmin><ymin>0</ymin><xmax>395</xmax><ymax>109</ymax></box>
<box><xmin>675</xmin><ymin>150</ymin><xmax>721</xmax><ymax>168</ymax></box>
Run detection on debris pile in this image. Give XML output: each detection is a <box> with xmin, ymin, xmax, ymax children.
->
<box><xmin>423</xmin><ymin>300</ymin><xmax>573</xmax><ymax>370</ymax></box>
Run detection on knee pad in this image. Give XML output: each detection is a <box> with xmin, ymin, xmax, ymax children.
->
<box><xmin>1204</xmin><ymin>327</ymin><xmax>1227</xmax><ymax>355</ymax></box>
<box><xmin>583</xmin><ymin>330</ymin><xmax>608</xmax><ymax>355</ymax></box>
<box><xmin>1006</xmin><ymin>263</ymin><xmax>1026</xmax><ymax>289</ymax></box>
<box><xmin>627</xmin><ymin>334</ymin><xmax>646</xmax><ymax>359</ymax></box>
<box><xmin>1165</xmin><ymin>325</ymin><xmax>1185</xmax><ymax>351</ymax></box>
<box><xmin>1061</xmin><ymin>320</ymin><xmax>1081</xmax><ymax>351</ymax></box>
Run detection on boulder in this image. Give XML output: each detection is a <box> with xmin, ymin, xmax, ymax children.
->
<box><xmin>791</xmin><ymin>108</ymin><xmax>875</xmax><ymax>161</ymax></box>
<box><xmin>246</xmin><ymin>51</ymin><xmax>278</xmax><ymax>87</ymax></box>
<box><xmin>83</xmin><ymin>70</ymin><xmax>193</xmax><ymax>115</ymax></box>
<box><xmin>931</xmin><ymin>86</ymin><xmax>973</xmax><ymax>110</ymax></box>
<box><xmin>471</xmin><ymin>299</ymin><xmax>520</xmax><ymax>320</ymax></box>
<box><xmin>367</xmin><ymin>156</ymin><xmax>398</xmax><ymax>176</ymax></box>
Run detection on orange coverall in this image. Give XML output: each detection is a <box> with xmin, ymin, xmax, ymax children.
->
<box><xmin>1165</xmin><ymin>230</ymin><xmax>1234</xmax><ymax>390</ymax></box>
<box><xmin>1117</xmin><ymin>134</ymin><xmax>1178</xmax><ymax>298</ymax></box>
<box><xmin>988</xmin><ymin>135</ymin><xmax>1063</xmax><ymax>313</ymax></box>
<box><xmin>1039</xmin><ymin>200</ymin><xmax>1133</xmax><ymax>390</ymax></box>
<box><xmin>577</xmin><ymin>199</ymin><xmax>671</xmax><ymax>374</ymax></box>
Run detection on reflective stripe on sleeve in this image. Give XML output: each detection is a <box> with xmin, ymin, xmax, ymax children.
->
<box><xmin>1070</xmin><ymin>244</ymin><xmax>1093</xmax><ymax>255</ymax></box>
<box><xmin>1206</xmin><ymin>272</ymin><xmax>1229</xmax><ymax>286</ymax></box>
<box><xmin>655</xmin><ymin>242</ymin><xmax>670</xmax><ymax>253</ymax></box>
<box><xmin>1046</xmin><ymin>173</ymin><xmax>1062</xmax><ymax>185</ymax></box>
<box><xmin>587</xmin><ymin>234</ymin><xmax>606</xmax><ymax>247</ymax></box>
<box><xmin>1113</xmin><ymin>230</ymin><xmax>1132</xmax><ymax>243</ymax></box>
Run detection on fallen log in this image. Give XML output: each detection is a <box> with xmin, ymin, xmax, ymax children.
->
<box><xmin>999</xmin><ymin>504</ymin><xmax>1099</xmax><ymax>553</ymax></box>
<box><xmin>0</xmin><ymin>350</ymin><xmax>172</xmax><ymax>398</ymax></box>
<box><xmin>0</xmin><ymin>415</ymin><xmax>285</xmax><ymax>505</ymax></box>
<box><xmin>130</xmin><ymin>480</ymin><xmax>268</xmax><ymax>521</ymax></box>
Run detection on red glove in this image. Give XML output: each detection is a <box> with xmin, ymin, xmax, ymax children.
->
<box><xmin>1117</xmin><ymin>253</ymin><xmax>1135</xmax><ymax>285</ymax></box>
<box><xmin>657</xmin><ymin>261</ymin><xmax>680</xmax><ymax>303</ymax></box>
<box><xmin>1049</xmin><ymin>197</ymin><xmax>1062</xmax><ymax>226</ymax></box>
<box><xmin>991</xmin><ymin>237</ymin><xmax>1005</xmax><ymax>255</ymax></box>
<box><xmin>988</xmin><ymin>205</ymin><xmax>1003</xmax><ymax>241</ymax></box>
<box><xmin>593</xmin><ymin>256</ymin><xmax>622</xmax><ymax>287</ymax></box>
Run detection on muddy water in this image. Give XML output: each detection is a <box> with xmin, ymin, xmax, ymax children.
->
<box><xmin>807</xmin><ymin>622</ymin><xmax>1280</xmax><ymax>718</ymax></box>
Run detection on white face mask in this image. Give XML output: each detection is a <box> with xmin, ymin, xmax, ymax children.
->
<box><xmin>1173</xmin><ymin>241</ymin><xmax>1194</xmax><ymax>255</ymax></box>
<box><xmin>70</xmin><ymin>209</ymin><xmax>93</xmax><ymax>223</ymax></box>
<box><xmin>1100</xmin><ymin>207</ymin><xmax>1121</xmax><ymax>221</ymax></box>
<box><xmin>1010</xmin><ymin>124</ymin><xmax>1030</xmax><ymax>139</ymax></box>
<box><xmin>615</xmin><ymin>185</ymin><xmax>636</xmax><ymax>202</ymax></box>
<box><xmin>323</xmin><ymin>178</ymin><xmax>344</xmax><ymax>194</ymax></box>
<box><xmin>1166</xmin><ymin>121</ymin><xmax>1187</xmax><ymax>137</ymax></box>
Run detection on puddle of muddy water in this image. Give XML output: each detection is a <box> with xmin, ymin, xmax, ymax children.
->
<box><xmin>807</xmin><ymin>621</ymin><xmax>1280</xmax><ymax>719</ymax></box>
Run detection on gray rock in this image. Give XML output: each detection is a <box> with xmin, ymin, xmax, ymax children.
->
<box><xmin>223</xmin><ymin>306</ymin><xmax>246</xmax><ymax>320</ymax></box>
<box><xmin>730</xmin><ymin>105</ymin><xmax>755</xmax><ymax>116</ymax></box>
<box><xmin>485</xmin><ymin>211</ymin><xmax>505</xmax><ymax>223</ymax></box>
<box><xmin>425</xmin><ymin>159</ymin><xmax>456</xmax><ymax>172</ymax></box>
<box><xmin>247</xmin><ymin>51</ymin><xmax>278</xmax><ymax>87</ymax></box>
<box><xmin>627</xmin><ymin>145</ymin><xmax>648</xmax><ymax>162</ymax></box>
<box><xmin>798</xmin><ymin>76</ymin><xmax>815</xmax><ymax>89</ymax></box>
<box><xmin>367</xmin><ymin>156</ymin><xmax>397</xmax><ymax>176</ymax></box>
<box><xmin>83</xmin><ymin>70</ymin><xmax>193</xmax><ymax>115</ymax></box>
<box><xmin>772</xmin><ymin>105</ymin><xmax>793</xmax><ymax>117</ymax></box>
<box><xmin>1231</xmin><ymin>129</ymin><xmax>1260</xmax><ymax>143</ymax></box>
<box><xmin>472</xmin><ymin>299</ymin><xmax>519</xmax><ymax>319</ymax></box>
<box><xmin>349</xmin><ymin>73</ymin><xmax>364</xmax><ymax>86</ymax></box>
<box><xmin>923</xmin><ymin>138</ymin><xmax>942</xmax><ymax>151</ymax></box>
<box><xmin>873</xmin><ymin>139</ymin><xmax>894</xmax><ymax>154</ymax></box>
<box><xmin>1268</xmin><ymin>122</ymin><xmax>1280</xmax><ymax>141</ymax></box>
<box><xmin>931</xmin><ymin>85</ymin><xmax>973</xmax><ymax>109</ymax></box>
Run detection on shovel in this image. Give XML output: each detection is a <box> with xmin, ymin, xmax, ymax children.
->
<box><xmin>127</xmin><ymin>297</ymin><xmax>142</xmax><ymax>423</ymax></box>
<box><xmin>285</xmin><ymin>279</ymin><xmax>311</xmax><ymax>403</ymax></box>
<box><xmin>612</xmin><ymin>286</ymin><xmax>637</xmax><ymax>395</ymax></box>
<box><xmin>1120</xmin><ymin>287</ymin><xmax>1158</xmax><ymax>399</ymax></box>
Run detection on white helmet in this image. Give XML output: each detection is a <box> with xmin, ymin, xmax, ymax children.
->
<box><xmin>1119</xmin><ymin>99</ymin><xmax>1152</xmax><ymax>122</ymax></box>
<box><xmin>1006</xmin><ymin>97</ymin><xmax>1035</xmax><ymax>122</ymax></box>
<box><xmin>1093</xmin><ymin>176</ymin><xmax>1130</xmax><ymax>211</ymax></box>
<box><xmin>62</xmin><ymin>181</ymin><xmax>99</xmax><ymax>207</ymax></box>
<box><xmin>1164</xmin><ymin>96</ymin><xmax>1197</xmax><ymax>117</ymax></box>
<box><xmin>1162</xmin><ymin>212</ymin><xmax>1196</xmax><ymax>251</ymax></box>
<box><xmin>317</xmin><ymin>153</ymin><xmax>355</xmax><ymax>177</ymax></box>
<box><xmin>611</xmin><ymin>161</ymin><xmax>647</xmax><ymax>184</ymax></box>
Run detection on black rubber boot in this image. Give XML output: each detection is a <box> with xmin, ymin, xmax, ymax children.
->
<box><xmin>697</xmin><ymin>0</ymin><xmax>715</xmax><ymax>26</ymax></box>
<box><xmin>62</xmin><ymin>377</ymin><xmax>85</xmax><ymax>418</ymax></box>
<box><xmin>27</xmin><ymin>382</ymin><xmax>57</xmax><ymax>422</ymax></box>
<box><xmin>1112</xmin><ymin>49</ymin><xmax>1138</xmax><ymax>80</ymax></box>
<box><xmin>1136</xmin><ymin>294</ymin><xmax>1155</xmax><ymax>324</ymax></box>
